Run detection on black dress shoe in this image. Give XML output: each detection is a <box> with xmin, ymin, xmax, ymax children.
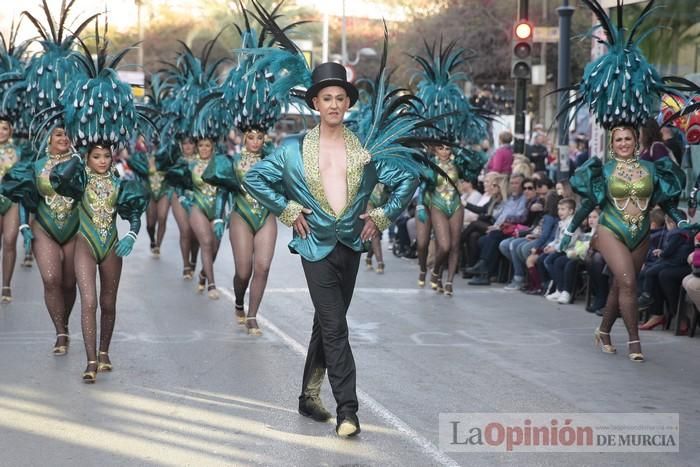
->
<box><xmin>298</xmin><ymin>396</ymin><xmax>332</xmax><ymax>422</ymax></box>
<box><xmin>468</xmin><ymin>275</ymin><xmax>491</xmax><ymax>286</ymax></box>
<box><xmin>336</xmin><ymin>414</ymin><xmax>361</xmax><ymax>437</ymax></box>
<box><xmin>594</xmin><ymin>308</ymin><xmax>604</xmax><ymax>317</ymax></box>
<box><xmin>465</xmin><ymin>260</ymin><xmax>485</xmax><ymax>274</ymax></box>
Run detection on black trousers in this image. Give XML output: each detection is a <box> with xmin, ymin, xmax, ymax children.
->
<box><xmin>300</xmin><ymin>243</ymin><xmax>361</xmax><ymax>419</ymax></box>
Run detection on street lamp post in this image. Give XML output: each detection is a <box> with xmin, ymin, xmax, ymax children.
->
<box><xmin>135</xmin><ymin>0</ymin><xmax>144</xmax><ymax>71</ymax></box>
<box><xmin>556</xmin><ymin>0</ymin><xmax>575</xmax><ymax>180</ymax></box>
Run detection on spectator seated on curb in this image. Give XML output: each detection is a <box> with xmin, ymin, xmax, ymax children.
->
<box><xmin>638</xmin><ymin>213</ymin><xmax>693</xmax><ymax>330</ymax></box>
<box><xmin>464</xmin><ymin>174</ymin><xmax>528</xmax><ymax>285</ymax></box>
<box><xmin>549</xmin><ymin>209</ymin><xmax>599</xmax><ymax>305</ymax></box>
<box><xmin>460</xmin><ymin>173</ymin><xmax>505</xmax><ymax>275</ymax></box>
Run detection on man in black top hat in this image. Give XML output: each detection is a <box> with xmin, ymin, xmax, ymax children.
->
<box><xmin>244</xmin><ymin>62</ymin><xmax>418</xmax><ymax>437</ymax></box>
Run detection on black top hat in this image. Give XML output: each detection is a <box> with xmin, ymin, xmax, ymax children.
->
<box><xmin>304</xmin><ymin>62</ymin><xmax>359</xmax><ymax>109</ymax></box>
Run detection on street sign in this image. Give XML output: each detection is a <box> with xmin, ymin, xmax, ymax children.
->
<box><xmin>533</xmin><ymin>26</ymin><xmax>559</xmax><ymax>43</ymax></box>
<box><xmin>532</xmin><ymin>64</ymin><xmax>546</xmax><ymax>85</ymax></box>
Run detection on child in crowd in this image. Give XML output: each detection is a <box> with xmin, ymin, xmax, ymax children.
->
<box><xmin>549</xmin><ymin>209</ymin><xmax>599</xmax><ymax>304</ymax></box>
<box><xmin>526</xmin><ymin>198</ymin><xmax>579</xmax><ymax>295</ymax></box>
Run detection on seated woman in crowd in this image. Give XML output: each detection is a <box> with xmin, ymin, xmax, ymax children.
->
<box><xmin>681</xmin><ymin>232</ymin><xmax>700</xmax><ymax>335</ymax></box>
<box><xmin>464</xmin><ymin>174</ymin><xmax>529</xmax><ymax>285</ymax></box>
<box><xmin>501</xmin><ymin>177</ymin><xmax>558</xmax><ymax>291</ymax></box>
<box><xmin>467</xmin><ymin>177</ymin><xmax>541</xmax><ymax>286</ymax></box>
<box><xmin>460</xmin><ymin>173</ymin><xmax>505</xmax><ymax>276</ymax></box>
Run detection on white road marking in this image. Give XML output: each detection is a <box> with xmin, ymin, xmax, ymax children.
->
<box><xmin>264</xmin><ymin>287</ymin><xmax>505</xmax><ymax>295</ymax></box>
<box><xmin>219</xmin><ymin>288</ymin><xmax>460</xmax><ymax>467</ymax></box>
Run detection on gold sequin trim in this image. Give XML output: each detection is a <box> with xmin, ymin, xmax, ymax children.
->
<box><xmin>368</xmin><ymin>207</ymin><xmax>391</xmax><ymax>232</ymax></box>
<box><xmin>279</xmin><ymin>200</ymin><xmax>303</xmax><ymax>227</ymax></box>
<box><xmin>301</xmin><ymin>125</ymin><xmax>371</xmax><ymax>219</ymax></box>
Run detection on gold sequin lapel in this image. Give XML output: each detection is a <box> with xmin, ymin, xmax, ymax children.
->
<box><xmin>302</xmin><ymin>125</ymin><xmax>371</xmax><ymax>218</ymax></box>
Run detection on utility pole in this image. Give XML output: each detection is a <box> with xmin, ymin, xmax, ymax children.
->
<box><xmin>556</xmin><ymin>0</ymin><xmax>575</xmax><ymax>180</ymax></box>
<box><xmin>341</xmin><ymin>0</ymin><xmax>348</xmax><ymax>65</ymax></box>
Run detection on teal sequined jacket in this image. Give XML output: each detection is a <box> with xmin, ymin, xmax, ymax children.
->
<box><xmin>243</xmin><ymin>126</ymin><xmax>419</xmax><ymax>262</ymax></box>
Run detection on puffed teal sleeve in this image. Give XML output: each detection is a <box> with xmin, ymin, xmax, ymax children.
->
<box><xmin>0</xmin><ymin>159</ymin><xmax>38</xmax><ymax>208</ymax></box>
<box><xmin>368</xmin><ymin>158</ymin><xmax>420</xmax><ymax>231</ymax></box>
<box><xmin>203</xmin><ymin>154</ymin><xmax>238</xmax><ymax>221</ymax></box>
<box><xmin>165</xmin><ymin>159</ymin><xmax>194</xmax><ymax>191</ymax></box>
<box><xmin>49</xmin><ymin>156</ymin><xmax>87</xmax><ymax>200</ymax></box>
<box><xmin>129</xmin><ymin>151</ymin><xmax>150</xmax><ymax>182</ymax></box>
<box><xmin>202</xmin><ymin>154</ymin><xmax>239</xmax><ymax>192</ymax></box>
<box><xmin>455</xmin><ymin>147</ymin><xmax>488</xmax><ymax>185</ymax></box>
<box><xmin>652</xmin><ymin>157</ymin><xmax>687</xmax><ymax>224</ymax></box>
<box><xmin>117</xmin><ymin>179</ymin><xmax>148</xmax><ymax>234</ymax></box>
<box><xmin>155</xmin><ymin>147</ymin><xmax>179</xmax><ymax>172</ymax></box>
<box><xmin>566</xmin><ymin>157</ymin><xmax>605</xmax><ymax>233</ymax></box>
<box><xmin>243</xmin><ymin>147</ymin><xmax>301</xmax><ymax>226</ymax></box>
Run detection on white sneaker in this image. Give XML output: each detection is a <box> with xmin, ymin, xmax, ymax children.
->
<box><xmin>557</xmin><ymin>291</ymin><xmax>571</xmax><ymax>304</ymax></box>
<box><xmin>545</xmin><ymin>291</ymin><xmax>561</xmax><ymax>301</ymax></box>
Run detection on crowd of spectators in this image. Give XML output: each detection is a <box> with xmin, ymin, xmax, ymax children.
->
<box><xmin>389</xmin><ymin>124</ymin><xmax>700</xmax><ymax>337</ymax></box>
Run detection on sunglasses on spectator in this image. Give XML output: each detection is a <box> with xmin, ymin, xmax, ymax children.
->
<box><xmin>523</xmin><ymin>185</ymin><xmax>535</xmax><ymax>190</ymax></box>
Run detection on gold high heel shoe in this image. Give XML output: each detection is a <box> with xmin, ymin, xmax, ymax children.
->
<box><xmin>207</xmin><ymin>284</ymin><xmax>220</xmax><ymax>300</ymax></box>
<box><xmin>52</xmin><ymin>333</ymin><xmax>70</xmax><ymax>355</ymax></box>
<box><xmin>376</xmin><ymin>262</ymin><xmax>384</xmax><ymax>274</ymax></box>
<box><xmin>444</xmin><ymin>282</ymin><xmax>453</xmax><ymax>297</ymax></box>
<box><xmin>1</xmin><ymin>286</ymin><xmax>11</xmax><ymax>303</ymax></box>
<box><xmin>418</xmin><ymin>271</ymin><xmax>426</xmax><ymax>288</ymax></box>
<box><xmin>594</xmin><ymin>328</ymin><xmax>616</xmax><ymax>354</ymax></box>
<box><xmin>627</xmin><ymin>340</ymin><xmax>644</xmax><ymax>362</ymax></box>
<box><xmin>234</xmin><ymin>304</ymin><xmax>246</xmax><ymax>325</ymax></box>
<box><xmin>365</xmin><ymin>257</ymin><xmax>373</xmax><ymax>270</ymax></box>
<box><xmin>97</xmin><ymin>352</ymin><xmax>113</xmax><ymax>372</ymax></box>
<box><xmin>82</xmin><ymin>361</ymin><xmax>98</xmax><ymax>384</ymax></box>
<box><xmin>197</xmin><ymin>271</ymin><xmax>206</xmax><ymax>293</ymax></box>
<box><xmin>430</xmin><ymin>272</ymin><xmax>439</xmax><ymax>290</ymax></box>
<box><xmin>246</xmin><ymin>317</ymin><xmax>262</xmax><ymax>336</ymax></box>
<box><xmin>183</xmin><ymin>266</ymin><xmax>193</xmax><ymax>280</ymax></box>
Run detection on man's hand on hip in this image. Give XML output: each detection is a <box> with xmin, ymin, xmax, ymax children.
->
<box><xmin>294</xmin><ymin>208</ymin><xmax>313</xmax><ymax>238</ymax></box>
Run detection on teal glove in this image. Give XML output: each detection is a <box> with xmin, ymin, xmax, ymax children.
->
<box><xmin>213</xmin><ymin>219</ymin><xmax>225</xmax><ymax>240</ymax></box>
<box><xmin>115</xmin><ymin>234</ymin><xmax>136</xmax><ymax>257</ymax></box>
<box><xmin>20</xmin><ymin>225</ymin><xmax>33</xmax><ymax>255</ymax></box>
<box><xmin>416</xmin><ymin>205</ymin><xmax>428</xmax><ymax>224</ymax></box>
<box><xmin>559</xmin><ymin>234</ymin><xmax>572</xmax><ymax>252</ymax></box>
<box><xmin>679</xmin><ymin>221</ymin><xmax>700</xmax><ymax>231</ymax></box>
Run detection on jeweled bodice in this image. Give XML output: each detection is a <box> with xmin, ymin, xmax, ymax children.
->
<box><xmin>84</xmin><ymin>169</ymin><xmax>118</xmax><ymax>241</ymax></box>
<box><xmin>608</xmin><ymin>158</ymin><xmax>653</xmax><ymax>212</ymax></box>
<box><xmin>236</xmin><ymin>150</ymin><xmax>263</xmax><ymax>212</ymax></box>
<box><xmin>192</xmin><ymin>157</ymin><xmax>217</xmax><ymax>198</ymax></box>
<box><xmin>0</xmin><ymin>142</ymin><xmax>18</xmax><ymax>179</ymax></box>
<box><xmin>435</xmin><ymin>158</ymin><xmax>459</xmax><ymax>201</ymax></box>
<box><xmin>38</xmin><ymin>154</ymin><xmax>76</xmax><ymax>225</ymax></box>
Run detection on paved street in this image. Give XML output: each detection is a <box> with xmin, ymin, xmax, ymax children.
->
<box><xmin>1</xmin><ymin>219</ymin><xmax>699</xmax><ymax>467</ymax></box>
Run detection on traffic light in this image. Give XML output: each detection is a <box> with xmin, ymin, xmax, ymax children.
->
<box><xmin>511</xmin><ymin>19</ymin><xmax>533</xmax><ymax>79</ymax></box>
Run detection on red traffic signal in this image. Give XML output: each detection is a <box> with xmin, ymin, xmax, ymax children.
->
<box><xmin>511</xmin><ymin>20</ymin><xmax>534</xmax><ymax>79</ymax></box>
<box><xmin>514</xmin><ymin>21</ymin><xmax>533</xmax><ymax>40</ymax></box>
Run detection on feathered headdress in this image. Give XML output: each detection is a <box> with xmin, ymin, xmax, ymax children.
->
<box><xmin>195</xmin><ymin>0</ymin><xmax>312</xmax><ymax>138</ymax></box>
<box><xmin>410</xmin><ymin>38</ymin><xmax>493</xmax><ymax>144</ymax></box>
<box><xmin>19</xmin><ymin>1</ymin><xmax>98</xmax><ymax>114</ymax></box>
<box><xmin>39</xmin><ymin>19</ymin><xmax>153</xmax><ymax>149</ymax></box>
<box><xmin>230</xmin><ymin>0</ymin><xmax>311</xmax><ymax>129</ymax></box>
<box><xmin>556</xmin><ymin>0</ymin><xmax>675</xmax><ymax>129</ymax></box>
<box><xmin>160</xmin><ymin>31</ymin><xmax>229</xmax><ymax>141</ymax></box>
<box><xmin>0</xmin><ymin>19</ymin><xmax>32</xmax><ymax>133</ymax></box>
<box><xmin>350</xmin><ymin>24</ymin><xmax>476</xmax><ymax>190</ymax></box>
